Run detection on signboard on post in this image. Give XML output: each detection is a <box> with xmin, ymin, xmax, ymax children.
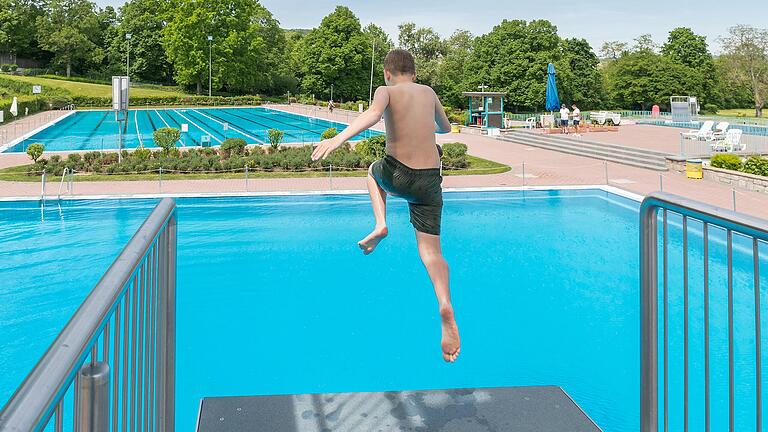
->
<box><xmin>32</xmin><ymin>85</ymin><xmax>42</xmax><ymax>95</ymax></box>
<box><xmin>181</xmin><ymin>124</ymin><xmax>189</xmax><ymax>133</ymax></box>
<box><xmin>112</xmin><ymin>76</ymin><xmax>130</xmax><ymax>113</ymax></box>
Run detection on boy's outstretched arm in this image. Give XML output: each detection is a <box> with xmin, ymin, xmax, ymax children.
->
<box><xmin>312</xmin><ymin>87</ymin><xmax>390</xmax><ymax>161</ymax></box>
<box><xmin>434</xmin><ymin>93</ymin><xmax>452</xmax><ymax>134</ymax></box>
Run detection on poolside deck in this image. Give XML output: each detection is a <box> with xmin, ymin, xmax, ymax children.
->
<box><xmin>1</xmin><ymin>104</ymin><xmax>766</xmax><ymax>220</ymax></box>
<box><xmin>196</xmin><ymin>386</ymin><xmax>601</xmax><ymax>432</ymax></box>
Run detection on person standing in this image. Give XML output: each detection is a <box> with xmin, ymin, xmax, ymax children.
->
<box><xmin>328</xmin><ymin>99</ymin><xmax>335</xmax><ymax>113</ymax></box>
<box><xmin>559</xmin><ymin>104</ymin><xmax>570</xmax><ymax>134</ymax></box>
<box><xmin>572</xmin><ymin>104</ymin><xmax>581</xmax><ymax>132</ymax></box>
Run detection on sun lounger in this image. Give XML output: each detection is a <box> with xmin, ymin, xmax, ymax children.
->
<box><xmin>709</xmin><ymin>121</ymin><xmax>730</xmax><ymax>141</ymax></box>
<box><xmin>682</xmin><ymin>120</ymin><xmax>714</xmax><ymax>140</ymax></box>
<box><xmin>710</xmin><ymin>129</ymin><xmax>743</xmax><ymax>152</ymax></box>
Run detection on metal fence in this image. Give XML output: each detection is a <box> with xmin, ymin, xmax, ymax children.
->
<box><xmin>0</xmin><ymin>198</ymin><xmax>177</xmax><ymax>432</ymax></box>
<box><xmin>640</xmin><ymin>192</ymin><xmax>768</xmax><ymax>432</ymax></box>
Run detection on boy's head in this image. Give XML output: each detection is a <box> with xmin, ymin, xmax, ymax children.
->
<box><xmin>572</xmin><ymin>104</ymin><xmax>578</xmax><ymax>109</ymax></box>
<box><xmin>384</xmin><ymin>49</ymin><xmax>416</xmax><ymax>84</ymax></box>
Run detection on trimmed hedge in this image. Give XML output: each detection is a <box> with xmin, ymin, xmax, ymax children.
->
<box><xmin>441</xmin><ymin>142</ymin><xmax>469</xmax><ymax>169</ymax></box>
<box><xmin>710</xmin><ymin>153</ymin><xmax>743</xmax><ymax>171</ymax></box>
<box><xmin>742</xmin><ymin>155</ymin><xmax>768</xmax><ymax>176</ymax></box>
<box><xmin>70</xmin><ymin>95</ymin><xmax>262</xmax><ymax>108</ymax></box>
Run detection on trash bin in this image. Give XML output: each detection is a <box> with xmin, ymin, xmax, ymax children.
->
<box><xmin>686</xmin><ymin>159</ymin><xmax>703</xmax><ymax>179</ymax></box>
<box><xmin>451</xmin><ymin>123</ymin><xmax>461</xmax><ymax>133</ymax></box>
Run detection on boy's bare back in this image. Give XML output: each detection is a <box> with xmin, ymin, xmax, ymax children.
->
<box><xmin>380</xmin><ymin>82</ymin><xmax>442</xmax><ymax>169</ymax></box>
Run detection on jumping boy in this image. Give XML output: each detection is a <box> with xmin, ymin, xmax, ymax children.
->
<box><xmin>311</xmin><ymin>49</ymin><xmax>460</xmax><ymax>363</ymax></box>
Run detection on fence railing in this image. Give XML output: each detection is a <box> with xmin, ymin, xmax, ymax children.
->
<box><xmin>640</xmin><ymin>192</ymin><xmax>768</xmax><ymax>432</ymax></box>
<box><xmin>0</xmin><ymin>198</ymin><xmax>177</xmax><ymax>432</ymax></box>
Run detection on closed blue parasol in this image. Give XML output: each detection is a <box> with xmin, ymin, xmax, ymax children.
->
<box><xmin>545</xmin><ymin>63</ymin><xmax>560</xmax><ymax>112</ymax></box>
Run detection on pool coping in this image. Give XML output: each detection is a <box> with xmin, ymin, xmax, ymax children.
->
<box><xmin>0</xmin><ymin>185</ymin><xmax>645</xmax><ymax>203</ymax></box>
<box><xmin>0</xmin><ymin>110</ymin><xmax>77</xmax><ymax>153</ymax></box>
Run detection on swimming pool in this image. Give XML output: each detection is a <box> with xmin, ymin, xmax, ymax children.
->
<box><xmin>0</xmin><ymin>189</ymin><xmax>765</xmax><ymax>431</ymax></box>
<box><xmin>2</xmin><ymin>107</ymin><xmax>382</xmax><ymax>153</ymax></box>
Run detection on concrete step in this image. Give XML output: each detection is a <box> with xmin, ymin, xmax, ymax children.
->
<box><xmin>196</xmin><ymin>385</ymin><xmax>602</xmax><ymax>432</ymax></box>
<box><xmin>499</xmin><ymin>132</ymin><xmax>668</xmax><ymax>171</ymax></box>
<box><xmin>502</xmin><ymin>134</ymin><xmax>668</xmax><ymax>169</ymax></box>
<box><xmin>512</xmin><ymin>130</ymin><xmax>672</xmax><ymax>158</ymax></box>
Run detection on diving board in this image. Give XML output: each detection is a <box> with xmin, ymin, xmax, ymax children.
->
<box><xmin>196</xmin><ymin>386</ymin><xmax>601</xmax><ymax>432</ymax></box>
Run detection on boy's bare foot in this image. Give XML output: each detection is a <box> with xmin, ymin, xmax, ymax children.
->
<box><xmin>440</xmin><ymin>303</ymin><xmax>461</xmax><ymax>363</ymax></box>
<box><xmin>357</xmin><ymin>226</ymin><xmax>388</xmax><ymax>255</ymax></box>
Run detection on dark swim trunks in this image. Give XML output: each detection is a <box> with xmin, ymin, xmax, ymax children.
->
<box><xmin>370</xmin><ymin>155</ymin><xmax>443</xmax><ymax>235</ymax></box>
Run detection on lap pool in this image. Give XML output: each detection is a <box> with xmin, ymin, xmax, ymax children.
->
<box><xmin>0</xmin><ymin>189</ymin><xmax>766</xmax><ymax>431</ymax></box>
<box><xmin>2</xmin><ymin>107</ymin><xmax>382</xmax><ymax>153</ymax></box>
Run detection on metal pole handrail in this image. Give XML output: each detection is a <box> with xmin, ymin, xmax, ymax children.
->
<box><xmin>0</xmin><ymin>198</ymin><xmax>177</xmax><ymax>432</ymax></box>
<box><xmin>640</xmin><ymin>192</ymin><xmax>768</xmax><ymax>432</ymax></box>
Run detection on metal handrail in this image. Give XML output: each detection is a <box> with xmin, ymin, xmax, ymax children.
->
<box><xmin>0</xmin><ymin>198</ymin><xmax>177</xmax><ymax>432</ymax></box>
<box><xmin>640</xmin><ymin>192</ymin><xmax>768</xmax><ymax>432</ymax></box>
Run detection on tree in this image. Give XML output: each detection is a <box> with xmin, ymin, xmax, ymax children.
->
<box><xmin>0</xmin><ymin>0</ymin><xmax>44</xmax><ymax>61</ymax></box>
<box><xmin>362</xmin><ymin>23</ymin><xmax>393</xmax><ymax>96</ymax></box>
<box><xmin>600</xmin><ymin>41</ymin><xmax>628</xmax><ymax>60</ymax></box>
<box><xmin>557</xmin><ymin>38</ymin><xmax>604</xmax><ymax>108</ymax></box>
<box><xmin>292</xmin><ymin>6</ymin><xmax>369</xmax><ymax>101</ymax></box>
<box><xmin>36</xmin><ymin>0</ymin><xmax>105</xmax><ymax>77</ymax></box>
<box><xmin>463</xmin><ymin>19</ymin><xmax>562</xmax><ymax>112</ymax></box>
<box><xmin>435</xmin><ymin>30</ymin><xmax>473</xmax><ymax>108</ymax></box>
<box><xmin>153</xmin><ymin>127</ymin><xmax>179</xmax><ymax>153</ymax></box>
<box><xmin>661</xmin><ymin>27</ymin><xmax>716</xmax><ymax>107</ymax></box>
<box><xmin>632</xmin><ymin>34</ymin><xmax>658</xmax><ymax>53</ymax></box>
<box><xmin>604</xmin><ymin>50</ymin><xmax>705</xmax><ymax>110</ymax></box>
<box><xmin>27</xmin><ymin>143</ymin><xmax>44</xmax><ymax>162</ymax></box>
<box><xmin>720</xmin><ymin>24</ymin><xmax>768</xmax><ymax>117</ymax></box>
<box><xmin>397</xmin><ymin>22</ymin><xmax>446</xmax><ymax>88</ymax></box>
<box><xmin>106</xmin><ymin>0</ymin><xmax>172</xmax><ymax>83</ymax></box>
<box><xmin>163</xmin><ymin>0</ymin><xmax>288</xmax><ymax>94</ymax></box>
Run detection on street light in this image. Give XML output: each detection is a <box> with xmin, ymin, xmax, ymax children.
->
<box><xmin>125</xmin><ymin>33</ymin><xmax>132</xmax><ymax>77</ymax></box>
<box><xmin>207</xmin><ymin>35</ymin><xmax>213</xmax><ymax>97</ymax></box>
<box><xmin>368</xmin><ymin>39</ymin><xmax>376</xmax><ymax>106</ymax></box>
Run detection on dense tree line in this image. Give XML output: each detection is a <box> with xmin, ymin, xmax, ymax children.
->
<box><xmin>1</xmin><ymin>1</ymin><xmax>766</xmax><ymax>115</ymax></box>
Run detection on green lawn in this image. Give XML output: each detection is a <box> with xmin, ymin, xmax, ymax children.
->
<box><xmin>715</xmin><ymin>108</ymin><xmax>767</xmax><ymax>119</ymax></box>
<box><xmin>0</xmin><ymin>155</ymin><xmax>509</xmax><ymax>182</ymax></box>
<box><xmin>1</xmin><ymin>75</ymin><xmax>187</xmax><ymax>98</ymax></box>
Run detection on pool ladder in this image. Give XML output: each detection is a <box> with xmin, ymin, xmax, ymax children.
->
<box><xmin>57</xmin><ymin>168</ymin><xmax>74</xmax><ymax>199</ymax></box>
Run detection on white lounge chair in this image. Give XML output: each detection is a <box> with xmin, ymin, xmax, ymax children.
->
<box><xmin>590</xmin><ymin>111</ymin><xmax>622</xmax><ymax>126</ymax></box>
<box><xmin>682</xmin><ymin>120</ymin><xmax>714</xmax><ymax>140</ymax></box>
<box><xmin>709</xmin><ymin>121</ymin><xmax>730</xmax><ymax>141</ymax></box>
<box><xmin>710</xmin><ymin>129</ymin><xmax>744</xmax><ymax>152</ymax></box>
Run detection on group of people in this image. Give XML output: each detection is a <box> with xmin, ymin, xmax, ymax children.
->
<box><xmin>559</xmin><ymin>104</ymin><xmax>581</xmax><ymax>134</ymax></box>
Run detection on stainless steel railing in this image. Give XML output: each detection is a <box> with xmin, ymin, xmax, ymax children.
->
<box><xmin>0</xmin><ymin>198</ymin><xmax>177</xmax><ymax>432</ymax></box>
<box><xmin>640</xmin><ymin>192</ymin><xmax>768</xmax><ymax>432</ymax></box>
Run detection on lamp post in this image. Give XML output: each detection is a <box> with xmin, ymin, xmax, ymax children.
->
<box><xmin>368</xmin><ymin>40</ymin><xmax>376</xmax><ymax>106</ymax></box>
<box><xmin>207</xmin><ymin>35</ymin><xmax>213</xmax><ymax>97</ymax></box>
<box><xmin>125</xmin><ymin>33</ymin><xmax>132</xmax><ymax>77</ymax></box>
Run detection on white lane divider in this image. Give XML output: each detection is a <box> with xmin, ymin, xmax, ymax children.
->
<box><xmin>191</xmin><ymin>109</ymin><xmax>265</xmax><ymax>144</ymax></box>
<box><xmin>134</xmin><ymin>110</ymin><xmax>144</xmax><ymax>147</ymax></box>
<box><xmin>173</xmin><ymin>109</ymin><xmax>223</xmax><ymax>144</ymax></box>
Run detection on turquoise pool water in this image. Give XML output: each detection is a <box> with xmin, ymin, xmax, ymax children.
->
<box><xmin>3</xmin><ymin>107</ymin><xmax>382</xmax><ymax>153</ymax></box>
<box><xmin>0</xmin><ymin>189</ymin><xmax>765</xmax><ymax>431</ymax></box>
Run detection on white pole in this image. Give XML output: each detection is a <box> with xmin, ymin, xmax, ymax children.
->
<box><xmin>369</xmin><ymin>40</ymin><xmax>376</xmax><ymax>106</ymax></box>
<box><xmin>208</xmin><ymin>36</ymin><xmax>213</xmax><ymax>97</ymax></box>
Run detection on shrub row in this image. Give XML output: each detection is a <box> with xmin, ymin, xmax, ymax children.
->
<box><xmin>26</xmin><ymin>136</ymin><xmax>470</xmax><ymax>176</ymax></box>
<box><xmin>710</xmin><ymin>153</ymin><xmax>768</xmax><ymax>177</ymax></box>
<box><xmin>0</xmin><ymin>65</ymin><xmax>19</xmax><ymax>72</ymax></box>
<box><xmin>70</xmin><ymin>95</ymin><xmax>263</xmax><ymax>108</ymax></box>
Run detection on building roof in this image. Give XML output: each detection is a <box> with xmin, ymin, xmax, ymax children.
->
<box><xmin>462</xmin><ymin>92</ymin><xmax>506</xmax><ymax>97</ymax></box>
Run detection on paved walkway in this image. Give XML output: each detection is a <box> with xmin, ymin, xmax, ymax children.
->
<box><xmin>0</xmin><ymin>110</ymin><xmax>71</xmax><ymax>152</ymax></box>
<box><xmin>0</xmin><ymin>105</ymin><xmax>766</xmax><ymax>220</ymax></box>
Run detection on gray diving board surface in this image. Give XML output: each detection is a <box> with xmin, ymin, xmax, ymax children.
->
<box><xmin>196</xmin><ymin>385</ymin><xmax>602</xmax><ymax>432</ymax></box>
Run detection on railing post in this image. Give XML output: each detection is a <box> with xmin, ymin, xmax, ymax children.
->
<box><xmin>75</xmin><ymin>362</ymin><xmax>110</xmax><ymax>432</ymax></box>
<box><xmin>245</xmin><ymin>165</ymin><xmax>249</xmax><ymax>191</ymax></box>
<box><xmin>640</xmin><ymin>200</ymin><xmax>660</xmax><ymax>432</ymax></box>
<box><xmin>156</xmin><ymin>213</ymin><xmax>177</xmax><ymax>432</ymax></box>
<box><xmin>41</xmin><ymin>171</ymin><xmax>46</xmax><ymax>201</ymax></box>
<box><xmin>329</xmin><ymin>164</ymin><xmax>333</xmax><ymax>190</ymax></box>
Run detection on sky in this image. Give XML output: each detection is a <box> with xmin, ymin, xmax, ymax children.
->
<box><xmin>94</xmin><ymin>0</ymin><xmax>768</xmax><ymax>53</ymax></box>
